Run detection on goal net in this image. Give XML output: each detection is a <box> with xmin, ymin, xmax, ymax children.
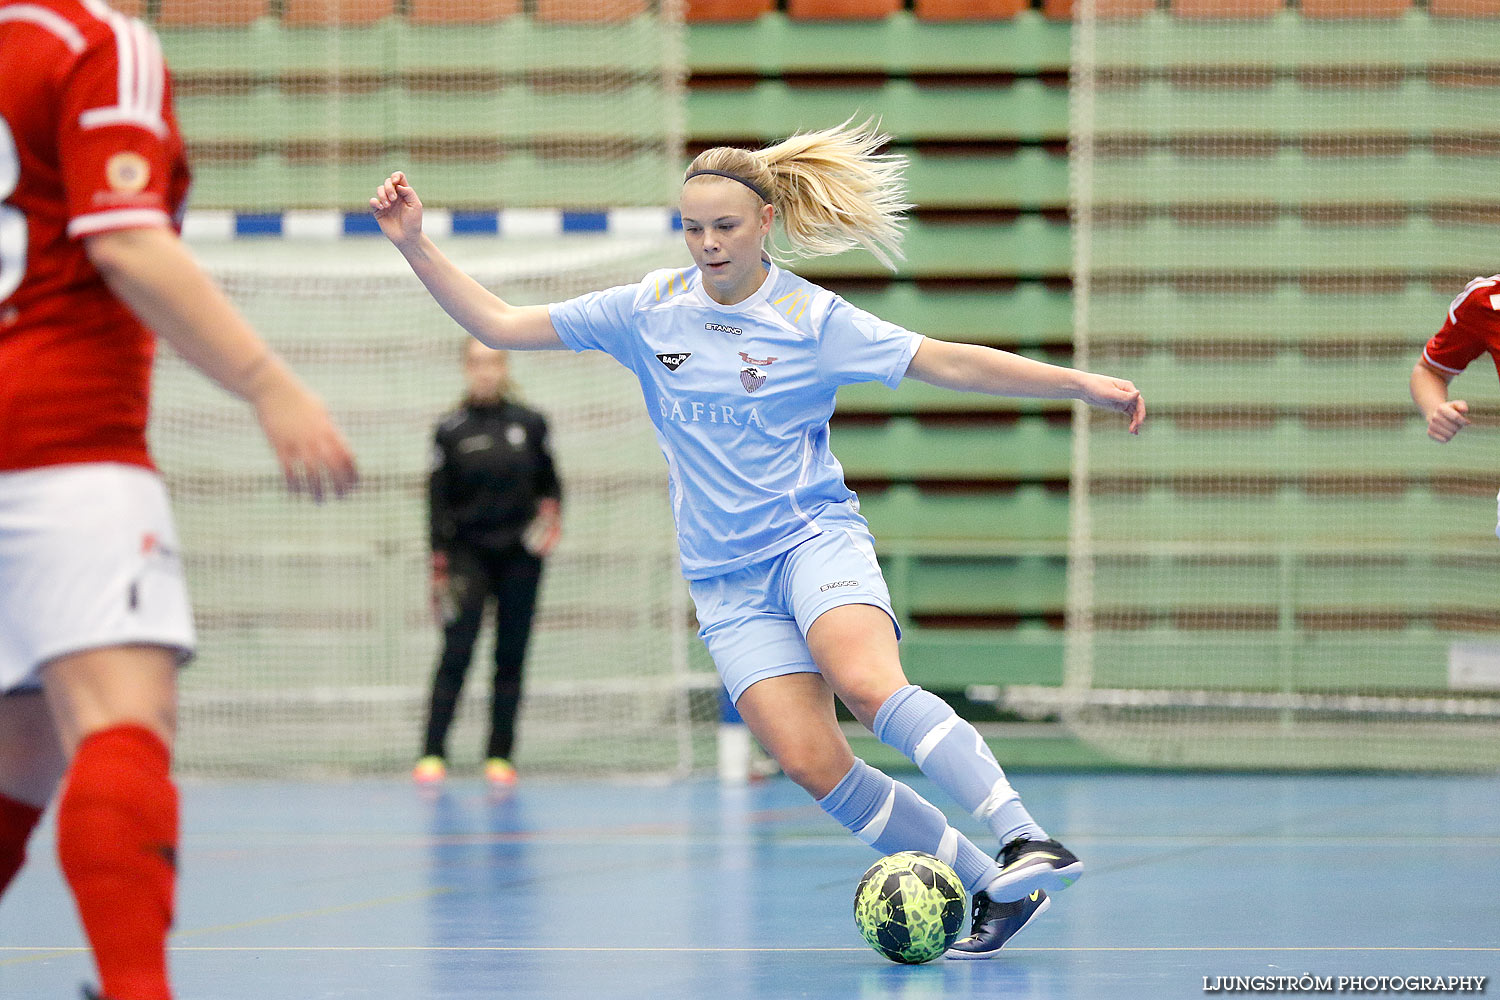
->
<box><xmin>141</xmin><ymin>2</ymin><xmax>712</xmax><ymax>776</ymax></box>
<box><xmin>1065</xmin><ymin>0</ymin><xmax>1500</xmax><ymax>770</ymax></box>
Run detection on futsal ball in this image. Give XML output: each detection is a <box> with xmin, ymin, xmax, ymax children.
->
<box><xmin>852</xmin><ymin>851</ymin><xmax>966</xmax><ymax>964</ymax></box>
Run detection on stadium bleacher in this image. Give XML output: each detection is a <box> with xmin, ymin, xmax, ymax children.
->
<box><xmin>147</xmin><ymin>1</ymin><xmax>1500</xmax><ymax>707</ymax></box>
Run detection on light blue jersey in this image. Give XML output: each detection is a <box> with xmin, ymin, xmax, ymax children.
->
<box><xmin>549</xmin><ymin>261</ymin><xmax>924</xmax><ymax>580</ymax></box>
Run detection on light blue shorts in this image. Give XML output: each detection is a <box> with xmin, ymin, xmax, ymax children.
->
<box><xmin>688</xmin><ymin>524</ymin><xmax>900</xmax><ymax>704</ymax></box>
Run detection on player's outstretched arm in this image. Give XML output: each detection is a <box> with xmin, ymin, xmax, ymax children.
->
<box><xmin>905</xmin><ymin>338</ymin><xmax>1144</xmax><ymax>434</ymax></box>
<box><xmin>1410</xmin><ymin>360</ymin><xmax>1470</xmax><ymax>443</ymax></box>
<box><xmin>84</xmin><ymin>226</ymin><xmax>358</xmax><ymax>501</ymax></box>
<box><xmin>371</xmin><ymin>171</ymin><xmax>563</xmax><ymax>351</ymax></box>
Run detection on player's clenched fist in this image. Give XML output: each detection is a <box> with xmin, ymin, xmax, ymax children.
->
<box><xmin>1425</xmin><ymin>399</ymin><xmax>1470</xmax><ymax>443</ymax></box>
<box><xmin>371</xmin><ymin>171</ymin><xmax>424</xmax><ymax>251</ymax></box>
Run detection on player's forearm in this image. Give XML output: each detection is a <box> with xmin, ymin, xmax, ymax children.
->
<box><xmin>399</xmin><ymin>234</ymin><xmax>558</xmax><ymax>350</ymax></box>
<box><xmin>399</xmin><ymin>234</ymin><xmax>511</xmax><ymax>343</ymax></box>
<box><xmin>910</xmin><ymin>340</ymin><xmax>1085</xmax><ymax>399</ymax></box>
<box><xmin>1410</xmin><ymin>362</ymin><xmax>1452</xmax><ymax>419</ymax></box>
<box><xmin>85</xmin><ymin>226</ymin><xmax>297</xmax><ymax>405</ymax></box>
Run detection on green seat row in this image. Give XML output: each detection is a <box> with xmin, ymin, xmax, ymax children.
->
<box><xmin>837</xmin><ymin>282</ymin><xmax>1074</xmax><ymax>346</ymax></box>
<box><xmin>857</xmin><ymin>483</ymin><xmax>1071</xmax><ymax>542</ymax></box>
<box><xmin>831</xmin><ymin>415</ymin><xmax>1073</xmax><ymax>481</ymax></box>
<box><xmin>161</xmin><ymin>17</ymin><xmax>676</xmax><ymax>75</ymax></box>
<box><xmin>800</xmin><ymin>216</ymin><xmax>1071</xmax><ymax>279</ymax></box>
<box><xmin>687</xmin><ymin>79</ymin><xmax>1069</xmax><ymax>144</ymax></box>
<box><xmin>837</xmin><ymin>370</ymin><xmax>1072</xmax><ymax>414</ymax></box>
<box><xmin>903</xmin><ymin>148</ymin><xmax>1066</xmax><ymax>210</ymax></box>
<box><xmin>180</xmin><ymin>153</ymin><xmax>677</xmax><ymax>210</ymax></box>
<box><xmin>1094</xmin><ymin>147</ymin><xmax>1495</xmax><ymax>207</ymax></box>
<box><xmin>895</xmin><ymin>627</ymin><xmax>1065</xmax><ymax>690</ymax></box>
<box><xmin>1094</xmin><ymin>78</ymin><xmax>1499</xmax><ymax>138</ymax></box>
<box><xmin>1097</xmin><ymin>353</ymin><xmax>1424</xmax><ymax>408</ymax></box>
<box><xmin>1092</xmin><ymin>552</ymin><xmax>1495</xmax><ymax>607</ymax></box>
<box><xmin>687</xmin><ymin>10</ymin><xmax>1070</xmax><ymax>75</ymax></box>
<box><xmin>1090</xmin><ymin>10</ymin><xmax>1500</xmax><ymax>72</ymax></box>
<box><xmin>1088</xmin><ymin>217</ymin><xmax>1490</xmax><ymax>274</ymax></box>
<box><xmin>1090</xmin><ymin>488</ymin><xmax>1500</xmax><ymax>546</ymax></box>
<box><xmin>177</xmin><ymin>88</ymin><xmax>672</xmax><ymax>143</ymax></box>
<box><xmin>1086</xmin><ymin>283</ymin><xmax>1458</xmax><ymax>339</ymax></box>
<box><xmin>881</xmin><ymin>553</ymin><xmax>1068</xmax><ymax>616</ymax></box>
<box><xmin>180</xmin><ymin>145</ymin><xmax>1067</xmax><ymax>212</ymax></box>
<box><xmin>1087</xmin><ymin>420</ymin><xmax>1495</xmax><ymax>476</ymax></box>
<box><xmin>1089</xmin><ymin>631</ymin><xmax>1460</xmax><ymax>694</ymax></box>
<box><xmin>841</xmin><ymin>283</ymin><xmax>1455</xmax><ymax>346</ymax></box>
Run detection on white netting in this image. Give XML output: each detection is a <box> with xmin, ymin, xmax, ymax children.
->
<box><xmin>1066</xmin><ymin>0</ymin><xmax>1500</xmax><ymax>770</ymax></box>
<box><xmin>147</xmin><ymin>0</ymin><xmax>684</xmax><ymax>211</ymax></box>
<box><xmin>154</xmin><ymin>238</ymin><xmax>716</xmax><ymax>776</ymax></box>
<box><xmin>129</xmin><ymin>0</ymin><xmax>707</xmax><ymax>775</ymax></box>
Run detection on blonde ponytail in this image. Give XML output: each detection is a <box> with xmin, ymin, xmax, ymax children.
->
<box><xmin>685</xmin><ymin>118</ymin><xmax>911</xmax><ymax>271</ymax></box>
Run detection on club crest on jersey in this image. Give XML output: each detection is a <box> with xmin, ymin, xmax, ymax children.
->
<box><xmin>740</xmin><ymin>367</ymin><xmax>767</xmax><ymax>393</ymax></box>
<box><xmin>105</xmin><ymin>152</ymin><xmax>151</xmax><ymax>195</ymax></box>
<box><xmin>656</xmin><ymin>352</ymin><xmax>692</xmax><ymax>371</ymax></box>
<box><xmin>737</xmin><ymin>352</ymin><xmax>777</xmax><ymax>366</ymax></box>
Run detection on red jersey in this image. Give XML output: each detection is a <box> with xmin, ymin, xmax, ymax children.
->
<box><xmin>0</xmin><ymin>0</ymin><xmax>190</xmax><ymax>472</ymax></box>
<box><xmin>1423</xmin><ymin>274</ymin><xmax>1500</xmax><ymax>384</ymax></box>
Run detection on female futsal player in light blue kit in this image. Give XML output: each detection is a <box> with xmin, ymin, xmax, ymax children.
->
<box><xmin>371</xmin><ymin>120</ymin><xmax>1144</xmax><ymax>958</ymax></box>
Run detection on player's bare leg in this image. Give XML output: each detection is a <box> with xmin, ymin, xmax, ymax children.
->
<box><xmin>733</xmin><ymin>672</ymin><xmax>854</xmax><ymax>798</ymax></box>
<box><xmin>44</xmin><ymin>645</ymin><xmax>180</xmax><ymax>1000</ymax></box>
<box><xmin>0</xmin><ymin>691</ymin><xmax>66</xmax><ymax>897</ymax></box>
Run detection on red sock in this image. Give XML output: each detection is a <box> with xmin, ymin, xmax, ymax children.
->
<box><xmin>0</xmin><ymin>793</ymin><xmax>44</xmax><ymax>897</ymax></box>
<box><xmin>57</xmin><ymin>725</ymin><xmax>178</xmax><ymax>1000</ymax></box>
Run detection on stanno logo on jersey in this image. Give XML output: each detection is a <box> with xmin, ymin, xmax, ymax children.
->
<box><xmin>740</xmin><ymin>367</ymin><xmax>766</xmax><ymax>393</ymax></box>
<box><xmin>738</xmin><ymin>352</ymin><xmax>777</xmax><ymax>366</ymax></box>
<box><xmin>656</xmin><ymin>352</ymin><xmax>692</xmax><ymax>371</ymax></box>
<box><xmin>706</xmin><ymin>322</ymin><xmax>743</xmax><ymax>336</ymax></box>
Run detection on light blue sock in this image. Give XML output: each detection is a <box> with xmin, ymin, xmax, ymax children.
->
<box><xmin>816</xmin><ymin>759</ymin><xmax>1000</xmax><ymax>894</ymax></box>
<box><xmin>874</xmin><ymin>684</ymin><xmax>1047</xmax><ymax>847</ymax></box>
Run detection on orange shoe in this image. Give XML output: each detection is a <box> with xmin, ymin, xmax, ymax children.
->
<box><xmin>412</xmin><ymin>756</ymin><xmax>446</xmax><ymax>784</ymax></box>
<box><xmin>484</xmin><ymin>757</ymin><xmax>517</xmax><ymax>787</ymax></box>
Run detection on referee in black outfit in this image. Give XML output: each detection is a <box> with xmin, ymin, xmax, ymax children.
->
<box><xmin>414</xmin><ymin>341</ymin><xmax>561</xmax><ymax>786</ymax></box>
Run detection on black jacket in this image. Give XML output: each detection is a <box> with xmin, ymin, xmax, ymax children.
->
<box><xmin>428</xmin><ymin>398</ymin><xmax>561</xmax><ymax>555</ymax></box>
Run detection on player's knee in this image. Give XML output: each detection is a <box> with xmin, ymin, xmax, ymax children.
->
<box><xmin>775</xmin><ymin>744</ymin><xmax>849</xmax><ymax>797</ymax></box>
<box><xmin>839</xmin><ymin>678</ymin><xmax>902</xmax><ymax>731</ymax></box>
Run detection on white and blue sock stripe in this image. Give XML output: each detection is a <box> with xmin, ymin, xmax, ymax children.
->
<box><xmin>816</xmin><ymin>759</ymin><xmax>998</xmax><ymax>895</ymax></box>
<box><xmin>875</xmin><ymin>684</ymin><xmax>1047</xmax><ymax>848</ymax></box>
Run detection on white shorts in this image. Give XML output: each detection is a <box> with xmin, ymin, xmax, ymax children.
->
<box><xmin>0</xmin><ymin>463</ymin><xmax>195</xmax><ymax>694</ymax></box>
<box><xmin>688</xmin><ymin>523</ymin><xmax>900</xmax><ymax>704</ymax></box>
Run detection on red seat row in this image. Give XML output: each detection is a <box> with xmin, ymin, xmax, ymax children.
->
<box><xmin>111</xmin><ymin>1</ymin><xmax>651</xmax><ymax>27</ymax></box>
<box><xmin>689</xmin><ymin>0</ymin><xmax>1500</xmax><ymax>19</ymax></box>
<box><xmin>109</xmin><ymin>0</ymin><xmax>1500</xmax><ymax>26</ymax></box>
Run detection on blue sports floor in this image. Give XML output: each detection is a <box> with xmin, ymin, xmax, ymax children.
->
<box><xmin>2</xmin><ymin>772</ymin><xmax>1497</xmax><ymax>999</ymax></box>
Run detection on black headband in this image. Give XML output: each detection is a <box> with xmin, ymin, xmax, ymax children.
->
<box><xmin>684</xmin><ymin>169</ymin><xmax>770</xmax><ymax>204</ymax></box>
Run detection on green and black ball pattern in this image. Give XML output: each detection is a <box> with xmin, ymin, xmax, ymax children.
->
<box><xmin>852</xmin><ymin>851</ymin><xmax>967</xmax><ymax>964</ymax></box>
